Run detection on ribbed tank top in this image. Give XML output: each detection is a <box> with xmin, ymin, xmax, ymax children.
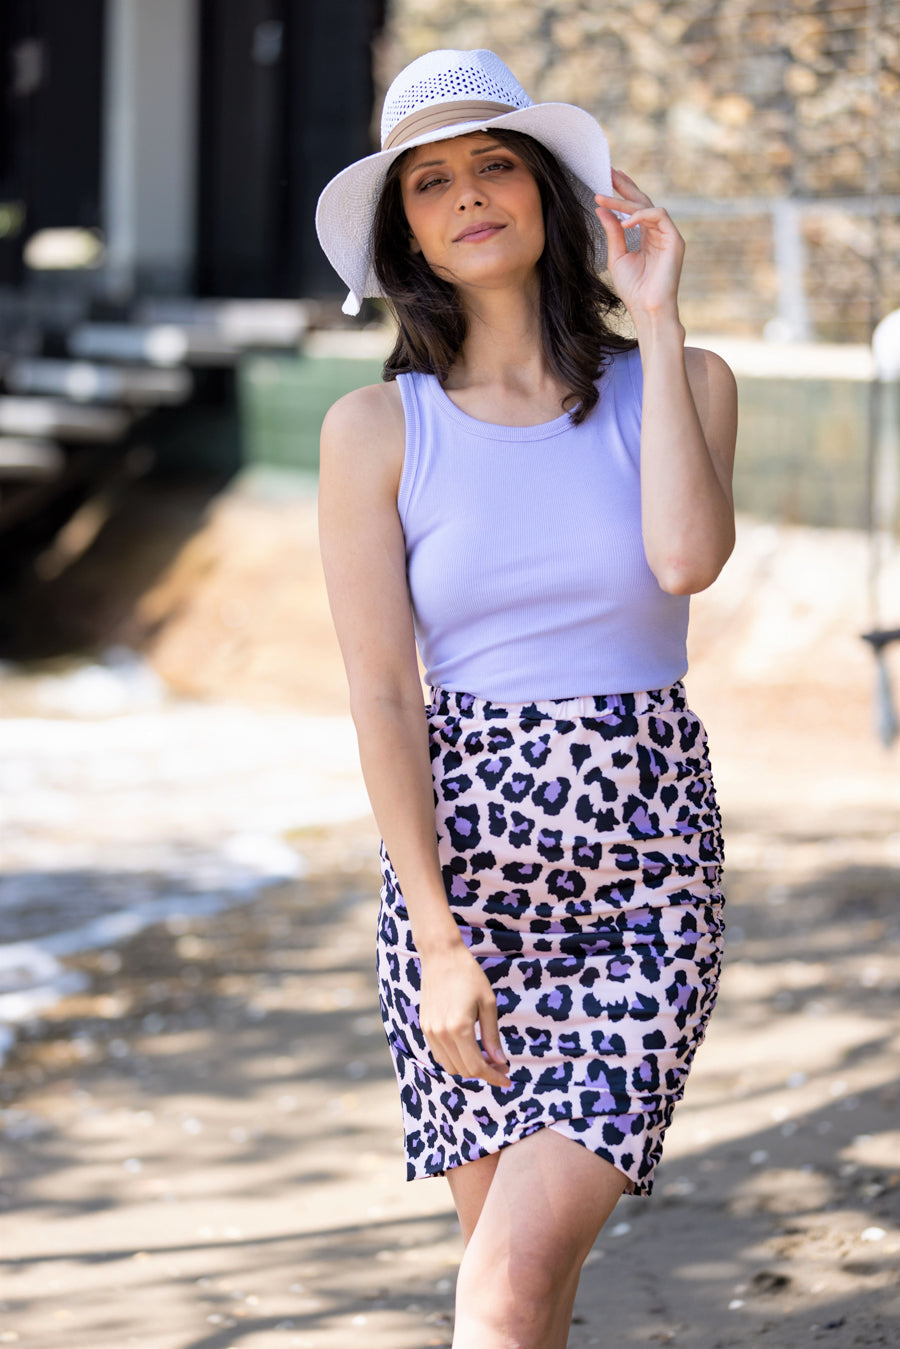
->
<box><xmin>396</xmin><ymin>347</ymin><xmax>689</xmax><ymax>702</ymax></box>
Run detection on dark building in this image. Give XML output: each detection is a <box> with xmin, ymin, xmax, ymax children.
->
<box><xmin>0</xmin><ymin>0</ymin><xmax>383</xmax><ymax>304</ymax></box>
<box><xmin>0</xmin><ymin>1</ymin><xmax>383</xmax><ymax>567</ymax></box>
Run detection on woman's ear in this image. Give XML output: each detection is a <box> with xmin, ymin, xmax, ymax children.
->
<box><xmin>409</xmin><ymin>231</ymin><xmax>422</xmax><ymax>255</ymax></box>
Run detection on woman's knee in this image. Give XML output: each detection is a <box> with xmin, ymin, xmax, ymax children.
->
<box><xmin>455</xmin><ymin>1242</ymin><xmax>575</xmax><ymax>1343</ymax></box>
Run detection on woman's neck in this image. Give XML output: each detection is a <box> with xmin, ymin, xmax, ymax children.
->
<box><xmin>443</xmin><ymin>279</ymin><xmax>569</xmax><ymax>423</ymax></box>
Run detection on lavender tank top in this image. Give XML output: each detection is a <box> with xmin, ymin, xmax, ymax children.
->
<box><xmin>396</xmin><ymin>347</ymin><xmax>689</xmax><ymax>701</ymax></box>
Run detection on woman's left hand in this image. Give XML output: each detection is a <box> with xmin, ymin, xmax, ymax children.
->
<box><xmin>594</xmin><ymin>168</ymin><xmax>685</xmax><ymax>326</ymax></box>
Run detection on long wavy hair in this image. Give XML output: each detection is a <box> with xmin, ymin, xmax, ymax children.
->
<box><xmin>372</xmin><ymin>128</ymin><xmax>636</xmax><ymax>424</ymax></box>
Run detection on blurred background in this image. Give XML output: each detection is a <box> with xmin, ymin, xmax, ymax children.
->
<box><xmin>1</xmin><ymin>5</ymin><xmax>899</xmax><ymax>1348</ymax></box>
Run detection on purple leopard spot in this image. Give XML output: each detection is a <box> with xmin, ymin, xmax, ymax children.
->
<box><xmin>544</xmin><ymin>988</ymin><xmax>565</xmax><ymax>1011</ymax></box>
<box><xmin>543</xmin><ymin>780</ymin><xmax>562</xmax><ymax>802</ymax></box>
<box><xmin>629</xmin><ymin>805</ymin><xmax>654</xmax><ymax>834</ymax></box>
<box><xmin>675</xmin><ymin>984</ymin><xmax>693</xmax><ymax>1010</ymax></box>
<box><xmin>454</xmin><ymin>816</ymin><xmax>472</xmax><ymax>835</ymax></box>
<box><xmin>451</xmin><ymin>876</ymin><xmax>468</xmax><ymax>898</ymax></box>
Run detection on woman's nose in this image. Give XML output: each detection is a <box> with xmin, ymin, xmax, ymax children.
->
<box><xmin>455</xmin><ymin>177</ymin><xmax>485</xmax><ymax>210</ymax></box>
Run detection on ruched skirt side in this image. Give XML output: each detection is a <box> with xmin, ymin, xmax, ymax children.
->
<box><xmin>376</xmin><ymin>682</ymin><xmax>725</xmax><ymax>1196</ymax></box>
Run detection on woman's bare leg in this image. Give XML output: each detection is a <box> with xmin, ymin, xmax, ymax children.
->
<box><xmin>447</xmin><ymin>1128</ymin><xmax>627</xmax><ymax>1349</ymax></box>
<box><xmin>446</xmin><ymin>1149</ymin><xmax>500</xmax><ymax>1245</ymax></box>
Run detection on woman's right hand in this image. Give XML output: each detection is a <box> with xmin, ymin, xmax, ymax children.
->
<box><xmin>419</xmin><ymin>943</ymin><xmax>512</xmax><ymax>1088</ymax></box>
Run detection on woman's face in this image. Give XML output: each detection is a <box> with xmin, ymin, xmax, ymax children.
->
<box><xmin>399</xmin><ymin>132</ymin><xmax>545</xmax><ymax>297</ymax></box>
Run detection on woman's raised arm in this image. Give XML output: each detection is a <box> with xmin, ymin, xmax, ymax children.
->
<box><xmin>318</xmin><ymin>386</ymin><xmax>511</xmax><ymax>1087</ymax></box>
<box><xmin>595</xmin><ymin>168</ymin><xmax>738</xmax><ymax>595</ymax></box>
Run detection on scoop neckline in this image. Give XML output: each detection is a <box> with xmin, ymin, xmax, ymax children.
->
<box><xmin>425</xmin><ymin>374</ymin><xmax>574</xmax><ymax>441</ymax></box>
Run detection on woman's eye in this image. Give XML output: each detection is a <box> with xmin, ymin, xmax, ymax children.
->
<box><xmin>417</xmin><ymin>175</ymin><xmax>444</xmax><ymax>191</ymax></box>
<box><xmin>483</xmin><ymin>159</ymin><xmax>513</xmax><ymax>173</ymax></box>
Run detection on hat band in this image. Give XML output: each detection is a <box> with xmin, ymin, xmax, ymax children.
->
<box><xmin>382</xmin><ymin>99</ymin><xmax>518</xmax><ymax>152</ymax></box>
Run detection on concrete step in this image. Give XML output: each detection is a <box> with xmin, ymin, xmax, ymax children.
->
<box><xmin>0</xmin><ymin>396</ymin><xmax>132</xmax><ymax>442</ymax></box>
<box><xmin>133</xmin><ymin>297</ymin><xmax>313</xmax><ymax>347</ymax></box>
<box><xmin>4</xmin><ymin>357</ymin><xmax>193</xmax><ymax>407</ymax></box>
<box><xmin>68</xmin><ymin>322</ymin><xmax>239</xmax><ymax>367</ymax></box>
<box><xmin>0</xmin><ymin>436</ymin><xmax>65</xmax><ymax>480</ymax></box>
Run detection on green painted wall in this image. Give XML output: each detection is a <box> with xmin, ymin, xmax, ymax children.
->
<box><xmin>238</xmin><ymin>354</ymin><xmax>385</xmax><ymax>474</ymax></box>
<box><xmin>238</xmin><ymin>352</ymin><xmax>880</xmax><ymax>530</ymax></box>
<box><xmin>731</xmin><ymin>376</ymin><xmax>871</xmax><ymax>529</ymax></box>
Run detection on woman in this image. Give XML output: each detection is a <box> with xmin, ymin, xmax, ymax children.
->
<box><xmin>316</xmin><ymin>48</ymin><xmax>737</xmax><ymax>1349</ymax></box>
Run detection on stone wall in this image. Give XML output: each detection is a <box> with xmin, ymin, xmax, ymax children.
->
<box><xmin>379</xmin><ymin>0</ymin><xmax>900</xmax><ymax>341</ymax></box>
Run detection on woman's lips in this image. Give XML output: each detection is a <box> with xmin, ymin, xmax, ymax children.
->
<box><xmin>453</xmin><ymin>223</ymin><xmax>506</xmax><ymax>243</ymax></box>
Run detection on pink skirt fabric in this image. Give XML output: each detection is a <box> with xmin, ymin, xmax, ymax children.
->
<box><xmin>377</xmin><ymin>683</ymin><xmax>724</xmax><ymax>1195</ymax></box>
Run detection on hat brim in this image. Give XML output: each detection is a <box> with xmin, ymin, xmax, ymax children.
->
<box><xmin>315</xmin><ymin>103</ymin><xmax>622</xmax><ymax>315</ymax></box>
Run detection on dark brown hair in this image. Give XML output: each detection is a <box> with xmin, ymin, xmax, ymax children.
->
<box><xmin>372</xmin><ymin>128</ymin><xmax>636</xmax><ymax>423</ymax></box>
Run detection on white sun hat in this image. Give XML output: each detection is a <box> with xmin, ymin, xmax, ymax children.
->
<box><xmin>315</xmin><ymin>48</ymin><xmax>623</xmax><ymax>316</ymax></box>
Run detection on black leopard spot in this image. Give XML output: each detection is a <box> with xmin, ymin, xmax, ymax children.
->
<box><xmin>501</xmin><ymin>770</ymin><xmax>535</xmax><ymax>803</ymax></box>
<box><xmin>522</xmin><ymin>735</ymin><xmax>552</xmax><ymax>768</ymax></box>
<box><xmin>610</xmin><ymin>843</ymin><xmax>640</xmax><ymax>871</ymax></box>
<box><xmin>535</xmin><ymin>1062</ymin><xmax>572</xmax><ymax>1092</ymax></box>
<box><xmin>589</xmin><ymin>1029</ymin><xmax>627</xmax><ymax>1056</ymax></box>
<box><xmin>477</xmin><ymin>755</ymin><xmax>512</xmax><ymax>790</ymax></box>
<box><xmin>488</xmin><ymin>801</ymin><xmax>507</xmax><ymax>837</ymax></box>
<box><xmin>526</xmin><ymin>1027</ymin><xmax>552</xmax><ymax>1054</ymax></box>
<box><xmin>520</xmin><ymin>959</ymin><xmax>543</xmax><ymax>989</ymax></box>
<box><xmin>502</xmin><ymin>860</ymin><xmax>542</xmax><ymax>884</ymax></box>
<box><xmin>402</xmin><ymin>1083</ymin><xmax>423</xmax><ymax>1120</ymax></box>
<box><xmin>584</xmin><ymin>766</ymin><xmax>619</xmax><ymax>802</ymax></box>
<box><xmin>509</xmin><ymin>811</ymin><xmax>534</xmax><ymax>849</ymax></box>
<box><xmin>536</xmin><ymin>984</ymin><xmax>573</xmax><ymax>1021</ymax></box>
<box><xmin>631</xmin><ymin>1055</ymin><xmax>660</xmax><ymax>1092</ymax></box>
<box><xmin>532</xmin><ymin>776</ymin><xmax>571</xmax><ymax>816</ymax></box>
<box><xmin>642</xmin><ymin>1029</ymin><xmax>667</xmax><ymax>1049</ymax></box>
<box><xmin>548</xmin><ymin>869</ymin><xmax>586</xmax><ymax>900</ymax></box>
<box><xmin>440</xmin><ymin>1086</ymin><xmax>467</xmax><ymax>1118</ymax></box>
<box><xmin>446</xmin><ymin>804</ymin><xmax>481</xmax><ymax>851</ymax></box>
<box><xmin>537</xmin><ymin>828</ymin><xmax>564</xmax><ymax>861</ymax></box>
<box><xmin>573</xmin><ymin>837</ymin><xmax>603</xmax><ymax>868</ymax></box>
<box><xmin>623</xmin><ymin>795</ymin><xmax>661</xmax><ymax>839</ymax></box>
<box><xmin>495</xmin><ymin>986</ymin><xmax>522</xmax><ymax>1015</ymax></box>
<box><xmin>570</xmin><ymin>742</ymin><xmax>592</xmax><ymax>771</ymax></box>
<box><xmin>473</xmin><ymin>1107</ymin><xmax>500</xmax><ymax>1137</ymax></box>
<box><xmin>559</xmin><ymin>1031</ymin><xmax>585</xmax><ymax>1056</ymax></box>
<box><xmin>485</xmin><ymin>888</ymin><xmax>530</xmax><ymax>919</ymax></box>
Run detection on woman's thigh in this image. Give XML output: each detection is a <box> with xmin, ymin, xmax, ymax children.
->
<box><xmin>451</xmin><ymin>1128</ymin><xmax>628</xmax><ymax>1345</ymax></box>
<box><xmin>446</xmin><ymin>1149</ymin><xmax>500</xmax><ymax>1245</ymax></box>
<box><xmin>466</xmin><ymin>1127</ymin><xmax>627</xmax><ymax>1264</ymax></box>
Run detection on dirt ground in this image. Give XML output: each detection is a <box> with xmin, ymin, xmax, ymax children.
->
<box><xmin>1</xmin><ymin>474</ymin><xmax>899</xmax><ymax>1348</ymax></box>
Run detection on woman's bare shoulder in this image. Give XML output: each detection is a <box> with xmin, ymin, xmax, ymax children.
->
<box><xmin>320</xmin><ymin>381</ymin><xmax>406</xmax><ymax>503</ymax></box>
<box><xmin>684</xmin><ymin>346</ymin><xmax>737</xmax><ymax>394</ymax></box>
<box><xmin>321</xmin><ymin>381</ymin><xmax>405</xmax><ymax>452</ymax></box>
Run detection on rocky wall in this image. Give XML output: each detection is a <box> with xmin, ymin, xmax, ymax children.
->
<box><xmin>380</xmin><ymin>0</ymin><xmax>900</xmax><ymax>340</ymax></box>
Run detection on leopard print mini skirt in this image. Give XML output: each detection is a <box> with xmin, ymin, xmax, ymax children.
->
<box><xmin>376</xmin><ymin>682</ymin><xmax>724</xmax><ymax>1196</ymax></box>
